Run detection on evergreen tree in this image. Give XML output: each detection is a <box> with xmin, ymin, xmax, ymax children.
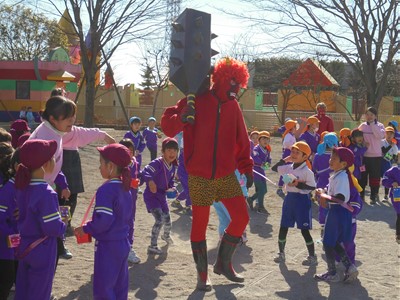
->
<box><xmin>140</xmin><ymin>65</ymin><xmax>156</xmax><ymax>90</ymax></box>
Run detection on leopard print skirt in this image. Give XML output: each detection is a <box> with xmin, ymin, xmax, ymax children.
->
<box><xmin>188</xmin><ymin>173</ymin><xmax>243</xmax><ymax>206</ymax></box>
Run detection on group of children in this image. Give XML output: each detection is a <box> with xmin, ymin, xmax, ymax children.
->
<box><xmin>2</xmin><ymin>95</ymin><xmax>400</xmax><ymax>298</ymax></box>
<box><xmin>246</xmin><ymin>105</ymin><xmax>400</xmax><ymax>284</ymax></box>
<box><xmin>0</xmin><ymin>90</ymin><xmax>182</xmax><ymax>299</ymax></box>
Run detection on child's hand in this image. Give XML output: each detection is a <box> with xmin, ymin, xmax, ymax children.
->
<box><xmin>62</xmin><ymin>216</ymin><xmax>69</xmax><ymax>225</ymax></box>
<box><xmin>149</xmin><ymin>180</ymin><xmax>157</xmax><ymax>193</ymax></box>
<box><xmin>315</xmin><ymin>188</ymin><xmax>323</xmax><ymax>195</ymax></box>
<box><xmin>61</xmin><ymin>188</ymin><xmax>71</xmax><ymax>200</ymax></box>
<box><xmin>393</xmin><ymin>182</ymin><xmax>399</xmax><ymax>188</ymax></box>
<box><xmin>104</xmin><ymin>133</ymin><xmax>116</xmax><ymax>144</ymax></box>
<box><xmin>74</xmin><ymin>226</ymin><xmax>85</xmax><ymax>237</ymax></box>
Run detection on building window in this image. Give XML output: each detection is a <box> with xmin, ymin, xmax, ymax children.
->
<box><xmin>16</xmin><ymin>81</ymin><xmax>30</xmax><ymax>99</ymax></box>
<box><xmin>394</xmin><ymin>101</ymin><xmax>400</xmax><ymax>115</ymax></box>
<box><xmin>263</xmin><ymin>92</ymin><xmax>278</xmax><ymax>106</ymax></box>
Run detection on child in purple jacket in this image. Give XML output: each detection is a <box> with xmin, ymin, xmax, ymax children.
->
<box><xmin>142</xmin><ymin>117</ymin><xmax>162</xmax><ymax>161</ymax></box>
<box><xmin>141</xmin><ymin>138</ymin><xmax>178</xmax><ymax>255</ymax></box>
<box><xmin>249</xmin><ymin>131</ymin><xmax>259</xmax><ymax>153</ymax></box>
<box><xmin>75</xmin><ymin>144</ymin><xmax>133</xmax><ymax>300</ymax></box>
<box><xmin>381</xmin><ymin>166</ymin><xmax>400</xmax><ymax>244</ymax></box>
<box><xmin>248</xmin><ymin>131</ymin><xmax>271</xmax><ymax>214</ymax></box>
<box><xmin>124</xmin><ymin>116</ymin><xmax>146</xmax><ymax>170</ymax></box>
<box><xmin>299</xmin><ymin>116</ymin><xmax>320</xmax><ymax>161</ymax></box>
<box><xmin>313</xmin><ymin>132</ymin><xmax>338</xmax><ymax>233</ymax></box>
<box><xmin>0</xmin><ymin>143</ymin><xmax>17</xmax><ymax>299</ymax></box>
<box><xmin>119</xmin><ymin>138</ymin><xmax>141</xmax><ymax>264</ymax></box>
<box><xmin>14</xmin><ymin>140</ymin><xmax>67</xmax><ymax>300</ymax></box>
<box><xmin>347</xmin><ymin>129</ymin><xmax>367</xmax><ymax>181</ymax></box>
<box><xmin>336</xmin><ymin>175</ymin><xmax>363</xmax><ymax>265</ymax></box>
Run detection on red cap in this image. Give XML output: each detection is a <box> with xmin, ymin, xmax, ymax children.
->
<box><xmin>333</xmin><ymin>147</ymin><xmax>354</xmax><ymax>168</ymax></box>
<box><xmin>20</xmin><ymin>139</ymin><xmax>57</xmax><ymax>170</ymax></box>
<box><xmin>97</xmin><ymin>144</ymin><xmax>131</xmax><ymax>167</ymax></box>
<box><xmin>15</xmin><ymin>139</ymin><xmax>57</xmax><ymax>189</ymax></box>
<box><xmin>17</xmin><ymin>132</ymin><xmax>31</xmax><ymax>148</ymax></box>
<box><xmin>11</xmin><ymin>119</ymin><xmax>30</xmax><ymax>132</ymax></box>
<box><xmin>162</xmin><ymin>137</ymin><xmax>179</xmax><ymax>150</ymax></box>
<box><xmin>97</xmin><ymin>143</ymin><xmax>132</xmax><ymax>191</ymax></box>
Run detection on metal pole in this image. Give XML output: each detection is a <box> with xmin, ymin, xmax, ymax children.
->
<box><xmin>74</xmin><ymin>77</ymin><xmax>85</xmax><ymax>104</ymax></box>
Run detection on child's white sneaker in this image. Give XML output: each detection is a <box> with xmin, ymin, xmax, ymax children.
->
<box><xmin>148</xmin><ymin>245</ymin><xmax>162</xmax><ymax>254</ymax></box>
<box><xmin>343</xmin><ymin>264</ymin><xmax>358</xmax><ymax>283</ymax></box>
<box><xmin>302</xmin><ymin>255</ymin><xmax>318</xmax><ymax>266</ymax></box>
<box><xmin>128</xmin><ymin>249</ymin><xmax>141</xmax><ymax>264</ymax></box>
<box><xmin>314</xmin><ymin>271</ymin><xmax>340</xmax><ymax>282</ymax></box>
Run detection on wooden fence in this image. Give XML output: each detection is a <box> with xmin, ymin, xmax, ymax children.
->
<box><xmin>76</xmin><ymin>104</ymin><xmax>400</xmax><ymax>133</ymax></box>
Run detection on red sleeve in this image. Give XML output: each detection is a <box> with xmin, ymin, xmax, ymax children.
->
<box><xmin>234</xmin><ymin>102</ymin><xmax>253</xmax><ymax>174</ymax></box>
<box><xmin>161</xmin><ymin>98</ymin><xmax>188</xmax><ymax>138</ymax></box>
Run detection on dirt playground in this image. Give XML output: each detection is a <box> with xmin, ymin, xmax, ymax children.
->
<box><xmin>9</xmin><ymin>129</ymin><xmax>400</xmax><ymax>299</ymax></box>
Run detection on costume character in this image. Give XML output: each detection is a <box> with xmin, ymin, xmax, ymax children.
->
<box><xmin>161</xmin><ymin>57</ymin><xmax>253</xmax><ymax>291</ymax></box>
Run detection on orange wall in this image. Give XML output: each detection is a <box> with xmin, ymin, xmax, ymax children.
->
<box><xmin>278</xmin><ymin>89</ymin><xmax>336</xmax><ymax>112</ymax></box>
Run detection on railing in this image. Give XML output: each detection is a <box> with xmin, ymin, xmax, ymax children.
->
<box><xmin>75</xmin><ymin>105</ymin><xmax>400</xmax><ymax>132</ymax></box>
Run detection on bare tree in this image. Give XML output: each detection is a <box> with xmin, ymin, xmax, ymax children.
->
<box><xmin>233</xmin><ymin>0</ymin><xmax>399</xmax><ymax>109</ymax></box>
<box><xmin>217</xmin><ymin>32</ymin><xmax>261</xmax><ymax>104</ymax></box>
<box><xmin>46</xmin><ymin>0</ymin><xmax>165</xmax><ymax>127</ymax></box>
<box><xmin>138</xmin><ymin>39</ymin><xmax>169</xmax><ymax>117</ymax></box>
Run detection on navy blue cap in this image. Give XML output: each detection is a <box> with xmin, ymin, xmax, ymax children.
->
<box><xmin>129</xmin><ymin>116</ymin><xmax>141</xmax><ymax>124</ymax></box>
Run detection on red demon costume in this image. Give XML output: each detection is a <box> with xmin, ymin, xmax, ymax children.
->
<box><xmin>161</xmin><ymin>57</ymin><xmax>253</xmax><ymax>291</ymax></box>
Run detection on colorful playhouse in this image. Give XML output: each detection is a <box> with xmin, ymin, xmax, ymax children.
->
<box><xmin>0</xmin><ymin>10</ymin><xmax>81</xmax><ymax>122</ymax></box>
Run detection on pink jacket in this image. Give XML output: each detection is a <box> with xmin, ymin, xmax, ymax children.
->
<box><xmin>62</xmin><ymin>126</ymin><xmax>106</xmax><ymax>151</ymax></box>
<box><xmin>29</xmin><ymin>121</ymin><xmax>65</xmax><ymax>184</ymax></box>
<box><xmin>358</xmin><ymin>122</ymin><xmax>385</xmax><ymax>157</ymax></box>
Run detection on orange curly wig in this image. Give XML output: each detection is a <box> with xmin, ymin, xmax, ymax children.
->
<box><xmin>211</xmin><ymin>57</ymin><xmax>250</xmax><ymax>89</ymax></box>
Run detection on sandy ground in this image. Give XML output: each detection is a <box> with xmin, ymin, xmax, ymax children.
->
<box><xmin>9</xmin><ymin>129</ymin><xmax>400</xmax><ymax>300</ymax></box>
